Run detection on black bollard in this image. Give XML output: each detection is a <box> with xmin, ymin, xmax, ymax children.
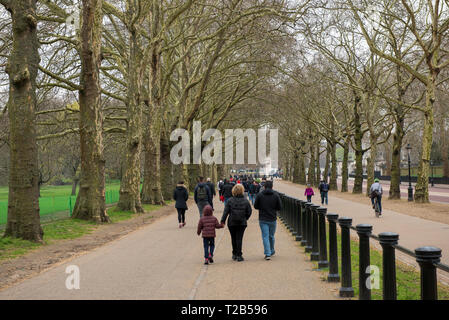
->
<box><xmin>379</xmin><ymin>232</ymin><xmax>399</xmax><ymax>300</ymax></box>
<box><xmin>304</xmin><ymin>202</ymin><xmax>313</xmax><ymax>252</ymax></box>
<box><xmin>290</xmin><ymin>197</ymin><xmax>297</xmax><ymax>236</ymax></box>
<box><xmin>278</xmin><ymin>194</ymin><xmax>284</xmax><ymax>222</ymax></box>
<box><xmin>326</xmin><ymin>213</ymin><xmax>340</xmax><ymax>282</ymax></box>
<box><xmin>338</xmin><ymin>217</ymin><xmax>354</xmax><ymax>297</ymax></box>
<box><xmin>310</xmin><ymin>204</ymin><xmax>321</xmax><ymax>261</ymax></box>
<box><xmin>317</xmin><ymin>207</ymin><xmax>329</xmax><ymax>268</ymax></box>
<box><xmin>295</xmin><ymin>199</ymin><xmax>302</xmax><ymax>241</ymax></box>
<box><xmin>356</xmin><ymin>224</ymin><xmax>373</xmax><ymax>300</ymax></box>
<box><xmin>300</xmin><ymin>201</ymin><xmax>307</xmax><ymax>247</ymax></box>
<box><xmin>415</xmin><ymin>246</ymin><xmax>442</xmax><ymax>300</ymax></box>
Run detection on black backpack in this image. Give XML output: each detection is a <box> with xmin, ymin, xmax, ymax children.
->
<box><xmin>197</xmin><ymin>185</ymin><xmax>208</xmax><ymax>201</ymax></box>
<box><xmin>322</xmin><ymin>183</ymin><xmax>329</xmax><ymax>192</ymax></box>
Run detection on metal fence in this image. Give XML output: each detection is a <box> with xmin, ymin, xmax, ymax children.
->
<box><xmin>278</xmin><ymin>192</ymin><xmax>448</xmax><ymax>300</ymax></box>
<box><xmin>0</xmin><ymin>190</ymin><xmax>120</xmax><ymax>225</ymax></box>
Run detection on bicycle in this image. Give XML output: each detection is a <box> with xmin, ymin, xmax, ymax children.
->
<box><xmin>373</xmin><ymin>197</ymin><xmax>381</xmax><ymax>218</ymax></box>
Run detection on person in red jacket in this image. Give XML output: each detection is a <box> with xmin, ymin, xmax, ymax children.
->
<box><xmin>197</xmin><ymin>205</ymin><xmax>224</xmax><ymax>264</ymax></box>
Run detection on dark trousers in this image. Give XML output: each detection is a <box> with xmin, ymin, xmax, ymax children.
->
<box><xmin>203</xmin><ymin>237</ymin><xmax>215</xmax><ymax>259</ymax></box>
<box><xmin>228</xmin><ymin>225</ymin><xmax>247</xmax><ymax>257</ymax></box>
<box><xmin>176</xmin><ymin>208</ymin><xmax>186</xmax><ymax>223</ymax></box>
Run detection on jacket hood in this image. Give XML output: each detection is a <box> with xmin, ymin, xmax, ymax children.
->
<box><xmin>176</xmin><ymin>184</ymin><xmax>185</xmax><ymax>188</ymax></box>
<box><xmin>203</xmin><ymin>205</ymin><xmax>213</xmax><ymax>216</ymax></box>
<box><xmin>262</xmin><ymin>188</ymin><xmax>274</xmax><ymax>195</ymax></box>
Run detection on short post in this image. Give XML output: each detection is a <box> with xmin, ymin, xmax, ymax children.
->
<box><xmin>305</xmin><ymin>202</ymin><xmax>313</xmax><ymax>252</ymax></box>
<box><xmin>290</xmin><ymin>197</ymin><xmax>297</xmax><ymax>236</ymax></box>
<box><xmin>310</xmin><ymin>204</ymin><xmax>320</xmax><ymax>261</ymax></box>
<box><xmin>415</xmin><ymin>246</ymin><xmax>442</xmax><ymax>300</ymax></box>
<box><xmin>317</xmin><ymin>207</ymin><xmax>328</xmax><ymax>268</ymax></box>
<box><xmin>300</xmin><ymin>201</ymin><xmax>307</xmax><ymax>247</ymax></box>
<box><xmin>356</xmin><ymin>224</ymin><xmax>373</xmax><ymax>300</ymax></box>
<box><xmin>295</xmin><ymin>199</ymin><xmax>302</xmax><ymax>241</ymax></box>
<box><xmin>326</xmin><ymin>213</ymin><xmax>340</xmax><ymax>282</ymax></box>
<box><xmin>338</xmin><ymin>217</ymin><xmax>354</xmax><ymax>297</ymax></box>
<box><xmin>379</xmin><ymin>232</ymin><xmax>399</xmax><ymax>300</ymax></box>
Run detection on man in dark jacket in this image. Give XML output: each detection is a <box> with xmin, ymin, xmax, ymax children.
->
<box><xmin>221</xmin><ymin>184</ymin><xmax>252</xmax><ymax>261</ymax></box>
<box><xmin>194</xmin><ymin>176</ymin><xmax>212</xmax><ymax>218</ymax></box>
<box><xmin>197</xmin><ymin>205</ymin><xmax>224</xmax><ymax>264</ymax></box>
<box><xmin>222</xmin><ymin>179</ymin><xmax>234</xmax><ymax>205</ymax></box>
<box><xmin>206</xmin><ymin>177</ymin><xmax>216</xmax><ymax>200</ymax></box>
<box><xmin>318</xmin><ymin>179</ymin><xmax>330</xmax><ymax>206</ymax></box>
<box><xmin>173</xmin><ymin>181</ymin><xmax>189</xmax><ymax>228</ymax></box>
<box><xmin>254</xmin><ymin>180</ymin><xmax>282</xmax><ymax>260</ymax></box>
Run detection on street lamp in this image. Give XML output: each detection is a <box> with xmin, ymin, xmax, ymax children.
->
<box><xmin>406</xmin><ymin>144</ymin><xmax>413</xmax><ymax>201</ymax></box>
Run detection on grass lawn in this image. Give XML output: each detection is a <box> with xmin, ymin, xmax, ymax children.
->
<box><xmin>296</xmin><ymin>223</ymin><xmax>449</xmax><ymax>300</ymax></box>
<box><xmin>0</xmin><ymin>202</ymin><xmax>170</xmax><ymax>262</ymax></box>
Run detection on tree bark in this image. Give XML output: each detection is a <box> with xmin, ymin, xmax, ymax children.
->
<box><xmin>3</xmin><ymin>0</ymin><xmax>43</xmax><ymax>241</ymax></box>
<box><xmin>72</xmin><ymin>0</ymin><xmax>109</xmax><ymax>223</ymax></box>
<box><xmin>352</xmin><ymin>95</ymin><xmax>364</xmax><ymax>194</ymax></box>
<box><xmin>389</xmin><ymin>115</ymin><xmax>404</xmax><ymax>199</ymax></box>
<box><xmin>330</xmin><ymin>141</ymin><xmax>337</xmax><ymax>190</ymax></box>
<box><xmin>341</xmin><ymin>138</ymin><xmax>349</xmax><ymax>192</ymax></box>
<box><xmin>323</xmin><ymin>143</ymin><xmax>330</xmax><ymax>183</ymax></box>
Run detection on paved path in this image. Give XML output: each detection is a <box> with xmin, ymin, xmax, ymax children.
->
<box><xmin>275</xmin><ymin>180</ymin><xmax>449</xmax><ymax>283</ymax></box>
<box><xmin>340</xmin><ymin>178</ymin><xmax>449</xmax><ymax>204</ymax></box>
<box><xmin>0</xmin><ymin>195</ymin><xmax>338</xmax><ymax>300</ymax></box>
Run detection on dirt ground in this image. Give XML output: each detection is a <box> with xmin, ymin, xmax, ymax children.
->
<box><xmin>0</xmin><ymin>201</ymin><xmax>182</xmax><ymax>291</ymax></box>
<box><xmin>280</xmin><ymin>180</ymin><xmax>449</xmax><ymax>225</ymax></box>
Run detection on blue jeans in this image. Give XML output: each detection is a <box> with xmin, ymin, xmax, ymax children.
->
<box><xmin>259</xmin><ymin>220</ymin><xmax>277</xmax><ymax>256</ymax></box>
<box><xmin>306</xmin><ymin>195</ymin><xmax>312</xmax><ymax>203</ymax></box>
<box><xmin>203</xmin><ymin>237</ymin><xmax>215</xmax><ymax>259</ymax></box>
<box><xmin>248</xmin><ymin>193</ymin><xmax>256</xmax><ymax>205</ymax></box>
<box><xmin>320</xmin><ymin>192</ymin><xmax>328</xmax><ymax>205</ymax></box>
<box><xmin>197</xmin><ymin>201</ymin><xmax>209</xmax><ymax>217</ymax></box>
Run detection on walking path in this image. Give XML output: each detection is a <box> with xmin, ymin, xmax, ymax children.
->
<box><xmin>0</xmin><ymin>194</ymin><xmax>338</xmax><ymax>300</ymax></box>
<box><xmin>275</xmin><ymin>180</ymin><xmax>449</xmax><ymax>283</ymax></box>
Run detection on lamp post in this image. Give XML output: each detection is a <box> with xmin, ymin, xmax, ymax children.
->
<box><xmin>406</xmin><ymin>144</ymin><xmax>413</xmax><ymax>201</ymax></box>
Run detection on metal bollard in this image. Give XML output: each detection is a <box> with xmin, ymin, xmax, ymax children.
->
<box><xmin>300</xmin><ymin>201</ymin><xmax>307</xmax><ymax>247</ymax></box>
<box><xmin>295</xmin><ymin>199</ymin><xmax>302</xmax><ymax>241</ymax></box>
<box><xmin>415</xmin><ymin>246</ymin><xmax>442</xmax><ymax>300</ymax></box>
<box><xmin>310</xmin><ymin>204</ymin><xmax>321</xmax><ymax>261</ymax></box>
<box><xmin>356</xmin><ymin>224</ymin><xmax>373</xmax><ymax>300</ymax></box>
<box><xmin>280</xmin><ymin>194</ymin><xmax>285</xmax><ymax>223</ymax></box>
<box><xmin>317</xmin><ymin>207</ymin><xmax>329</xmax><ymax>268</ymax></box>
<box><xmin>338</xmin><ymin>217</ymin><xmax>354</xmax><ymax>297</ymax></box>
<box><xmin>304</xmin><ymin>202</ymin><xmax>313</xmax><ymax>253</ymax></box>
<box><xmin>326</xmin><ymin>213</ymin><xmax>340</xmax><ymax>282</ymax></box>
<box><xmin>379</xmin><ymin>232</ymin><xmax>399</xmax><ymax>300</ymax></box>
<box><xmin>290</xmin><ymin>197</ymin><xmax>297</xmax><ymax>236</ymax></box>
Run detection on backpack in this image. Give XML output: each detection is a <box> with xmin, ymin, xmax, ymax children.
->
<box><xmin>322</xmin><ymin>183</ymin><xmax>329</xmax><ymax>192</ymax></box>
<box><xmin>370</xmin><ymin>189</ymin><xmax>380</xmax><ymax>199</ymax></box>
<box><xmin>197</xmin><ymin>185</ymin><xmax>208</xmax><ymax>201</ymax></box>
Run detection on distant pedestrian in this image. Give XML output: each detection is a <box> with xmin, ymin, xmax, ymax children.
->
<box><xmin>304</xmin><ymin>184</ymin><xmax>314</xmax><ymax>202</ymax></box>
<box><xmin>222</xmin><ymin>179</ymin><xmax>234</xmax><ymax>206</ymax></box>
<box><xmin>197</xmin><ymin>205</ymin><xmax>224</xmax><ymax>265</ymax></box>
<box><xmin>248</xmin><ymin>180</ymin><xmax>259</xmax><ymax>206</ymax></box>
<box><xmin>173</xmin><ymin>181</ymin><xmax>189</xmax><ymax>228</ymax></box>
<box><xmin>318</xmin><ymin>179</ymin><xmax>330</xmax><ymax>205</ymax></box>
<box><xmin>194</xmin><ymin>176</ymin><xmax>213</xmax><ymax>218</ymax></box>
<box><xmin>254</xmin><ymin>180</ymin><xmax>281</xmax><ymax>260</ymax></box>
<box><xmin>221</xmin><ymin>184</ymin><xmax>252</xmax><ymax>262</ymax></box>
<box><xmin>206</xmin><ymin>177</ymin><xmax>216</xmax><ymax>201</ymax></box>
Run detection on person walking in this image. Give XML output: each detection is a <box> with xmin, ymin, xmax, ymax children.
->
<box><xmin>370</xmin><ymin>178</ymin><xmax>383</xmax><ymax>216</ymax></box>
<box><xmin>222</xmin><ymin>179</ymin><xmax>234</xmax><ymax>206</ymax></box>
<box><xmin>194</xmin><ymin>176</ymin><xmax>213</xmax><ymax>218</ymax></box>
<box><xmin>318</xmin><ymin>179</ymin><xmax>330</xmax><ymax>206</ymax></box>
<box><xmin>248</xmin><ymin>180</ymin><xmax>259</xmax><ymax>206</ymax></box>
<box><xmin>220</xmin><ymin>184</ymin><xmax>252</xmax><ymax>262</ymax></box>
<box><xmin>197</xmin><ymin>205</ymin><xmax>224</xmax><ymax>265</ymax></box>
<box><xmin>254</xmin><ymin>180</ymin><xmax>282</xmax><ymax>260</ymax></box>
<box><xmin>206</xmin><ymin>177</ymin><xmax>216</xmax><ymax>201</ymax></box>
<box><xmin>304</xmin><ymin>184</ymin><xmax>314</xmax><ymax>202</ymax></box>
<box><xmin>173</xmin><ymin>181</ymin><xmax>189</xmax><ymax>228</ymax></box>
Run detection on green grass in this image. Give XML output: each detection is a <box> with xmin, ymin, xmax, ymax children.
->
<box><xmin>0</xmin><ymin>201</ymin><xmax>168</xmax><ymax>262</ymax></box>
<box><xmin>297</xmin><ymin>223</ymin><xmax>449</xmax><ymax>300</ymax></box>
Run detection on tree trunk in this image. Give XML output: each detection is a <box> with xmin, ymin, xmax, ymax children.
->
<box><xmin>366</xmin><ymin>136</ymin><xmax>377</xmax><ymax>197</ymax></box>
<box><xmin>117</xmin><ymin>22</ymin><xmax>143</xmax><ymax>213</ymax></box>
<box><xmin>299</xmin><ymin>152</ymin><xmax>306</xmax><ymax>184</ymax></box>
<box><xmin>389</xmin><ymin>117</ymin><xmax>404</xmax><ymax>199</ymax></box>
<box><xmin>330</xmin><ymin>142</ymin><xmax>337</xmax><ymax>190</ymax></box>
<box><xmin>415</xmin><ymin>107</ymin><xmax>433</xmax><ymax>203</ymax></box>
<box><xmin>307</xmin><ymin>144</ymin><xmax>315</xmax><ymax>186</ymax></box>
<box><xmin>72</xmin><ymin>0</ymin><xmax>109</xmax><ymax>223</ymax></box>
<box><xmin>3</xmin><ymin>0</ymin><xmax>43</xmax><ymax>241</ymax></box>
<box><xmin>352</xmin><ymin>96</ymin><xmax>364</xmax><ymax>194</ymax></box>
<box><xmin>160</xmin><ymin>132</ymin><xmax>173</xmax><ymax>200</ymax></box>
<box><xmin>292</xmin><ymin>151</ymin><xmax>300</xmax><ymax>184</ymax></box>
<box><xmin>323</xmin><ymin>143</ymin><xmax>330</xmax><ymax>183</ymax></box>
<box><xmin>315</xmin><ymin>144</ymin><xmax>320</xmax><ymax>186</ymax></box>
<box><xmin>71</xmin><ymin>179</ymin><xmax>79</xmax><ymax>196</ymax></box>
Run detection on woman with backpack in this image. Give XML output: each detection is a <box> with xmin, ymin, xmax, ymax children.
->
<box><xmin>221</xmin><ymin>184</ymin><xmax>252</xmax><ymax>262</ymax></box>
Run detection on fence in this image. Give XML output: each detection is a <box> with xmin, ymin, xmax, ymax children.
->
<box><xmin>278</xmin><ymin>192</ymin><xmax>449</xmax><ymax>300</ymax></box>
<box><xmin>0</xmin><ymin>190</ymin><xmax>120</xmax><ymax>225</ymax></box>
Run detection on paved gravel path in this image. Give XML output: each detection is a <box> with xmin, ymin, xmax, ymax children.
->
<box><xmin>0</xmin><ymin>194</ymin><xmax>338</xmax><ymax>300</ymax></box>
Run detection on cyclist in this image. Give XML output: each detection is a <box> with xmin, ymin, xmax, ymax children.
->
<box><xmin>369</xmin><ymin>178</ymin><xmax>383</xmax><ymax>216</ymax></box>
